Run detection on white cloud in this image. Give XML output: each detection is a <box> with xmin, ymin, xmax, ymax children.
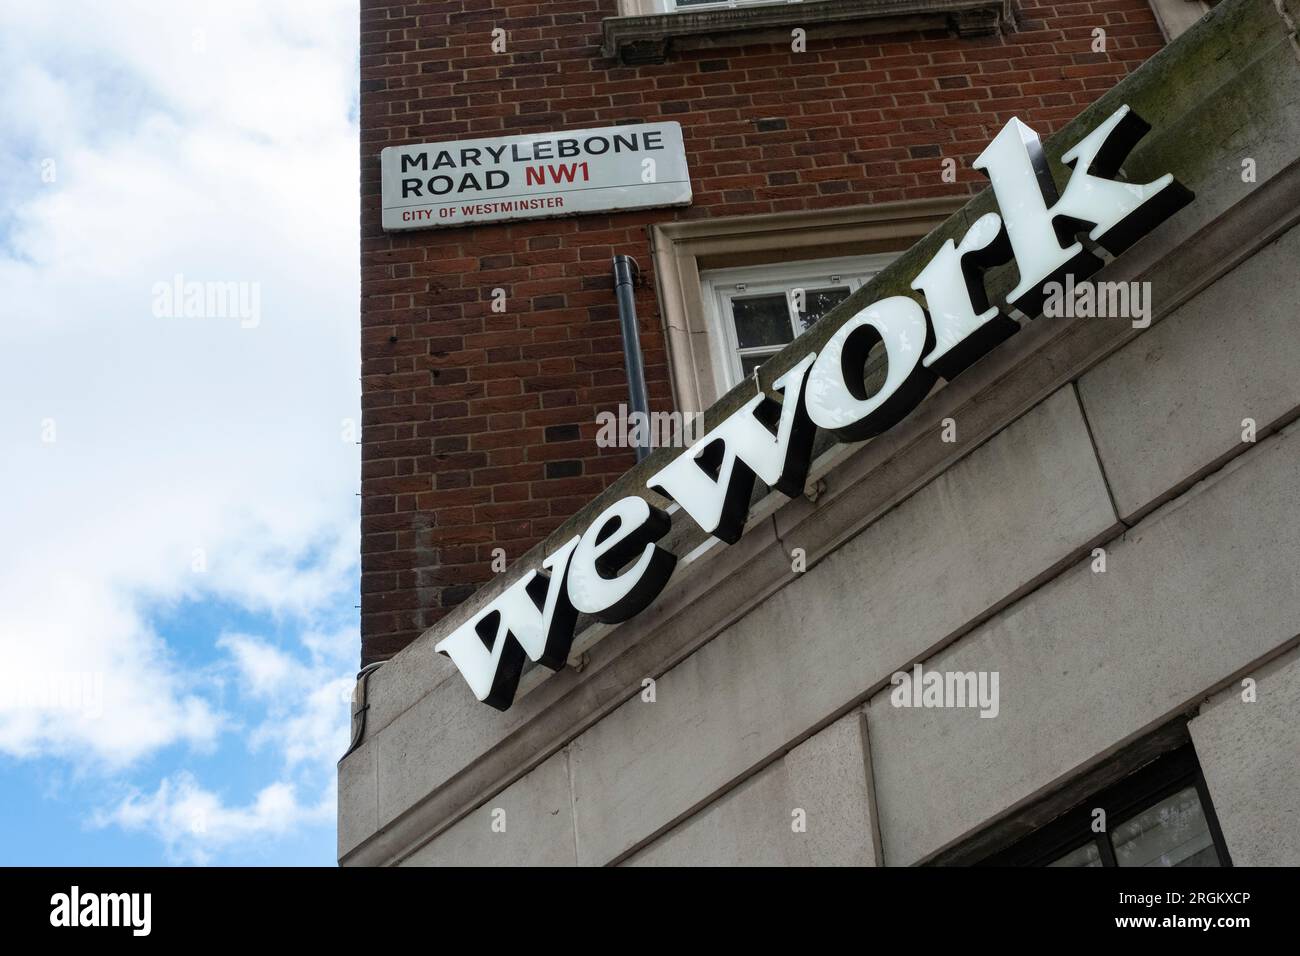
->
<box><xmin>0</xmin><ymin>1</ymin><xmax>362</xmax><ymax>859</ymax></box>
<box><xmin>218</xmin><ymin>634</ymin><xmax>302</xmax><ymax>698</ymax></box>
<box><xmin>93</xmin><ymin>625</ymin><xmax>355</xmax><ymax>864</ymax></box>
<box><xmin>223</xmin><ymin>628</ymin><xmax>356</xmax><ymax>768</ymax></box>
<box><xmin>0</xmin><ymin>586</ymin><xmax>224</xmax><ymax>765</ymax></box>
<box><xmin>92</xmin><ymin>627</ymin><xmax>355</xmax><ymax>863</ymax></box>
<box><xmin>253</xmin><ymin>675</ymin><xmax>355</xmax><ymax>769</ymax></box>
<box><xmin>95</xmin><ymin>771</ymin><xmax>336</xmax><ymax>866</ymax></box>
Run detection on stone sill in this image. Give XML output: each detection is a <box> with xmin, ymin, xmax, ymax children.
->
<box><xmin>602</xmin><ymin>0</ymin><xmax>1016</xmax><ymax>64</ymax></box>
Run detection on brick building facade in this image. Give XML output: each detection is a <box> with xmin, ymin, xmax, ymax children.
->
<box><xmin>359</xmin><ymin>0</ymin><xmax>1174</xmax><ymax>664</ymax></box>
<box><xmin>343</xmin><ymin>0</ymin><xmax>1300</xmax><ymax>868</ymax></box>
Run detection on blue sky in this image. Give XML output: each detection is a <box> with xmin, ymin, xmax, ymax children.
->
<box><xmin>0</xmin><ymin>1</ymin><xmax>361</xmax><ymax>865</ymax></box>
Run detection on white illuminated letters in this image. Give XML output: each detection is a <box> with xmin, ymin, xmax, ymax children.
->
<box><xmin>434</xmin><ymin>536</ymin><xmax>581</xmax><ymax>709</ymax></box>
<box><xmin>1053</xmin><ymin>105</ymin><xmax>1191</xmax><ymax>255</ymax></box>
<box><xmin>804</xmin><ymin>296</ymin><xmax>936</xmax><ymax>442</ymax></box>
<box><xmin>567</xmin><ymin>495</ymin><xmax>677</xmax><ymax>622</ymax></box>
<box><xmin>912</xmin><ymin>212</ymin><xmax>1018</xmax><ymax>378</ymax></box>
<box><xmin>973</xmin><ymin>105</ymin><xmax>1190</xmax><ymax>314</ymax></box>
<box><xmin>437</xmin><ymin>106</ymin><xmax>1193</xmax><ymax>711</ymax></box>
<box><xmin>648</xmin><ymin>354</ymin><xmax>817</xmax><ymax>543</ymax></box>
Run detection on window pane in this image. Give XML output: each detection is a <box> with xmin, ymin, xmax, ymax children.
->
<box><xmin>797</xmin><ymin>286</ymin><xmax>851</xmax><ymax>331</ymax></box>
<box><xmin>731</xmin><ymin>294</ymin><xmax>793</xmax><ymax>349</ymax></box>
<box><xmin>1048</xmin><ymin>842</ymin><xmax>1103</xmax><ymax>867</ymax></box>
<box><xmin>739</xmin><ymin>351</ymin><xmax>778</xmax><ymax>378</ymax></box>
<box><xmin>1111</xmin><ymin>786</ymin><xmax>1219</xmax><ymax>867</ymax></box>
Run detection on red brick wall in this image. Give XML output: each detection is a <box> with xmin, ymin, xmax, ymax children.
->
<box><xmin>359</xmin><ymin>0</ymin><xmax>1165</xmax><ymax>663</ymax></box>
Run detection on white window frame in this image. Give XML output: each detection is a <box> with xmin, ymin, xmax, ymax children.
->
<box><xmin>700</xmin><ymin>253</ymin><xmax>896</xmax><ymax>392</ymax></box>
<box><xmin>666</xmin><ymin>0</ymin><xmax>802</xmax><ymax>11</ymax></box>
<box><xmin>607</xmin><ymin>2</ymin><xmax>1012</xmax><ymax>62</ymax></box>
<box><xmin>650</xmin><ymin>197</ymin><xmax>966</xmax><ymax>415</ymax></box>
<box><xmin>618</xmin><ymin>0</ymin><xmax>807</xmax><ymax>13</ymax></box>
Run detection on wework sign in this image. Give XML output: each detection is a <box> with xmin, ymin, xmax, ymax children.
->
<box><xmin>380</xmin><ymin>121</ymin><xmax>692</xmax><ymax>230</ymax></box>
<box><xmin>437</xmin><ymin>106</ymin><xmax>1192</xmax><ymax>711</ymax></box>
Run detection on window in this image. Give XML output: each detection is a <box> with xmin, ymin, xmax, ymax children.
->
<box><xmin>1146</xmin><ymin>0</ymin><xmax>1212</xmax><ymax>42</ymax></box>
<box><xmin>650</xmin><ymin>198</ymin><xmax>966</xmax><ymax>414</ymax></box>
<box><xmin>980</xmin><ymin>747</ymin><xmax>1232</xmax><ymax>867</ymax></box>
<box><xmin>670</xmin><ymin>0</ymin><xmax>798</xmax><ymax>9</ymax></box>
<box><xmin>700</xmin><ymin>255</ymin><xmax>894</xmax><ymax>389</ymax></box>
<box><xmin>605</xmin><ymin>1</ymin><xmax>1013</xmax><ymax>65</ymax></box>
<box><xmin>616</xmin><ymin>0</ymin><xmax>801</xmax><ymax>13</ymax></box>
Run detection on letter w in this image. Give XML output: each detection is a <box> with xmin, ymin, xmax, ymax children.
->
<box><xmin>548</xmin><ymin>163</ymin><xmax>580</xmax><ymax>183</ymax></box>
<box><xmin>647</xmin><ymin>354</ymin><xmax>816</xmax><ymax>544</ymax></box>
<box><xmin>434</xmin><ymin>537</ymin><xmax>580</xmax><ymax>710</ymax></box>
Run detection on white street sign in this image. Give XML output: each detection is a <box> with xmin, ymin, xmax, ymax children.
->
<box><xmin>380</xmin><ymin>121</ymin><xmax>692</xmax><ymax>231</ymax></box>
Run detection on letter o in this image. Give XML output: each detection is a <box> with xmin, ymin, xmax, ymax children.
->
<box><xmin>803</xmin><ymin>296</ymin><xmax>937</xmax><ymax>441</ymax></box>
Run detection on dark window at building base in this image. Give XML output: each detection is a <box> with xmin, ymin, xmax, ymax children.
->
<box><xmin>978</xmin><ymin>745</ymin><xmax>1232</xmax><ymax>868</ymax></box>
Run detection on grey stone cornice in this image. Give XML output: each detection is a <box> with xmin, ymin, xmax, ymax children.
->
<box><xmin>602</xmin><ymin>0</ymin><xmax>1016</xmax><ymax>64</ymax></box>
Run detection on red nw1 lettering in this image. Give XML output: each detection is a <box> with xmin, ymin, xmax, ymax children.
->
<box><xmin>524</xmin><ymin>162</ymin><xmax>589</xmax><ymax>185</ymax></box>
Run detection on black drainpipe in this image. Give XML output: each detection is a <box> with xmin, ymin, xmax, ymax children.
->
<box><xmin>612</xmin><ymin>255</ymin><xmax>651</xmax><ymax>462</ymax></box>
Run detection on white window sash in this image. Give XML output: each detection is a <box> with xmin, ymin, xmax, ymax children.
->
<box><xmin>665</xmin><ymin>0</ymin><xmax>805</xmax><ymax>13</ymax></box>
<box><xmin>700</xmin><ymin>254</ymin><xmax>896</xmax><ymax>389</ymax></box>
